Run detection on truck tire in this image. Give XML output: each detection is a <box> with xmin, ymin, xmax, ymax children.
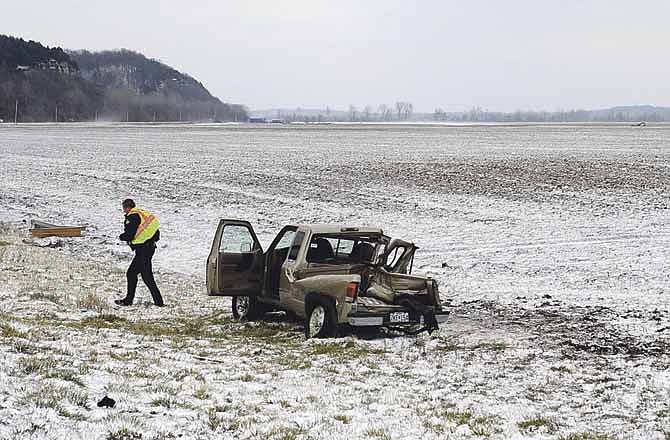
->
<box><xmin>232</xmin><ymin>296</ymin><xmax>260</xmax><ymax>321</ymax></box>
<box><xmin>305</xmin><ymin>297</ymin><xmax>337</xmax><ymax>339</ymax></box>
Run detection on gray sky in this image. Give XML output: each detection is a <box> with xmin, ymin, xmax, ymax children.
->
<box><xmin>2</xmin><ymin>0</ymin><xmax>669</xmax><ymax>112</ymax></box>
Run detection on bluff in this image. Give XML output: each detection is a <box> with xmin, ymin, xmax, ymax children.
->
<box><xmin>0</xmin><ymin>35</ymin><xmax>246</xmax><ymax>122</ymax></box>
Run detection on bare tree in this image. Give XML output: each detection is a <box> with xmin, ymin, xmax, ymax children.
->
<box><xmin>395</xmin><ymin>102</ymin><xmax>404</xmax><ymax>120</ymax></box>
<box><xmin>363</xmin><ymin>105</ymin><xmax>373</xmax><ymax>121</ymax></box>
<box><xmin>405</xmin><ymin>102</ymin><xmax>413</xmax><ymax>120</ymax></box>
<box><xmin>348</xmin><ymin>105</ymin><xmax>358</xmax><ymax>122</ymax></box>
<box><xmin>377</xmin><ymin>104</ymin><xmax>387</xmax><ymax>121</ymax></box>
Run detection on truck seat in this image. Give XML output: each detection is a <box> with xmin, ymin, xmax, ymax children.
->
<box><xmin>350</xmin><ymin>242</ymin><xmax>375</xmax><ymax>263</ymax></box>
<box><xmin>307</xmin><ymin>238</ymin><xmax>334</xmax><ymax>262</ymax></box>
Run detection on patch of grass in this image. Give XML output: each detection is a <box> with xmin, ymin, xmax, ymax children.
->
<box><xmin>559</xmin><ymin>433</ymin><xmax>616</xmax><ymax>440</ymax></box>
<box><xmin>469</xmin><ymin>415</ymin><xmax>501</xmax><ymax>436</ymax></box>
<box><xmin>240</xmin><ymin>373</ymin><xmax>255</xmax><ymax>382</ymax></box>
<box><xmin>104</xmin><ymin>383</ymin><xmax>132</xmax><ymax>394</ymax></box>
<box><xmin>0</xmin><ymin>240</ymin><xmax>11</xmax><ymax>246</ymax></box>
<box><xmin>18</xmin><ymin>356</ymin><xmax>57</xmax><ymax>375</ymax></box>
<box><xmin>435</xmin><ymin>341</ymin><xmax>461</xmax><ymax>352</ymax></box>
<box><xmin>334</xmin><ymin>414</ymin><xmax>351</xmax><ymax>424</ymax></box>
<box><xmin>262</xmin><ymin>426</ymin><xmax>306</xmax><ymax>440</ymax></box>
<box><xmin>442</xmin><ymin>408</ymin><xmax>473</xmax><ymax>426</ymax></box>
<box><xmin>109</xmin><ymin>351</ymin><xmax>138</xmax><ymax>361</ymax></box>
<box><xmin>233</xmin><ymin>324</ymin><xmax>297</xmax><ymax>344</ymax></box>
<box><xmin>228</xmin><ymin>417</ymin><xmax>260</xmax><ymax>432</ymax></box>
<box><xmin>11</xmin><ymin>340</ymin><xmax>38</xmax><ymax>354</ymax></box>
<box><xmin>57</xmin><ymin>407</ymin><xmax>88</xmax><ymax>421</ymax></box>
<box><xmin>194</xmin><ymin>385</ymin><xmax>211</xmax><ymax>400</ymax></box>
<box><xmin>526</xmin><ymin>383</ymin><xmax>551</xmax><ymax>402</ymax></box>
<box><xmin>151</xmin><ymin>396</ymin><xmax>178</xmax><ymax>409</ymax></box>
<box><xmin>147</xmin><ymin>383</ymin><xmax>180</xmax><ymax>395</ymax></box>
<box><xmin>28</xmin><ymin>290</ymin><xmax>62</xmax><ymax>304</ymax></box>
<box><xmin>106</xmin><ymin>428</ymin><xmax>143</xmax><ymax>440</ymax></box>
<box><xmin>63</xmin><ymin>388</ymin><xmax>89</xmax><ymax>408</ymax></box>
<box><xmin>277</xmin><ymin>355</ymin><xmax>312</xmax><ymax>370</ymax></box>
<box><xmin>175</xmin><ymin>368</ymin><xmax>204</xmax><ymax>382</ymax></box>
<box><xmin>310</xmin><ymin>340</ymin><xmax>384</xmax><ymax>359</ymax></box>
<box><xmin>46</xmin><ymin>368</ymin><xmax>85</xmax><ymax>387</ymax></box>
<box><xmin>0</xmin><ymin>322</ymin><xmax>26</xmax><ymax>339</ymax></box>
<box><xmin>206</xmin><ymin>408</ymin><xmax>224</xmax><ymax>431</ymax></box>
<box><xmin>440</xmin><ymin>408</ymin><xmax>500</xmax><ymax>436</ymax></box>
<box><xmin>422</xmin><ymin>419</ymin><xmax>445</xmax><ymax>435</ymax></box>
<box><xmin>365</xmin><ymin>427</ymin><xmax>391</xmax><ymax>440</ymax></box>
<box><xmin>76</xmin><ymin>314</ymin><xmax>126</xmax><ymax>329</ymax></box>
<box><xmin>472</xmin><ymin>341</ymin><xmax>508</xmax><ymax>351</ymax></box>
<box><xmin>10</xmin><ymin>422</ymin><xmax>46</xmax><ymax>437</ymax></box>
<box><xmin>21</xmin><ymin>384</ymin><xmax>88</xmax><ymax>412</ymax></box>
<box><xmin>550</xmin><ymin>365</ymin><xmax>573</xmax><ymax>373</ymax></box>
<box><xmin>76</xmin><ymin>292</ymin><xmax>106</xmax><ymax>312</ymax></box>
<box><xmin>518</xmin><ymin>416</ymin><xmax>559</xmax><ymax>434</ymax></box>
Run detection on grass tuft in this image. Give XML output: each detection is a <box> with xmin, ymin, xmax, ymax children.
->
<box><xmin>151</xmin><ymin>395</ymin><xmax>179</xmax><ymax>409</ymax></box>
<box><xmin>194</xmin><ymin>385</ymin><xmax>211</xmax><ymax>400</ymax></box>
<box><xmin>310</xmin><ymin>340</ymin><xmax>385</xmax><ymax>360</ymax></box>
<box><xmin>206</xmin><ymin>408</ymin><xmax>225</xmax><ymax>431</ymax></box>
<box><xmin>0</xmin><ymin>322</ymin><xmax>26</xmax><ymax>339</ymax></box>
<box><xmin>46</xmin><ymin>368</ymin><xmax>85</xmax><ymax>387</ymax></box>
<box><xmin>518</xmin><ymin>416</ymin><xmax>559</xmax><ymax>434</ymax></box>
<box><xmin>105</xmin><ymin>428</ymin><xmax>143</xmax><ymax>440</ymax></box>
<box><xmin>77</xmin><ymin>292</ymin><xmax>106</xmax><ymax>312</ymax></box>
<box><xmin>263</xmin><ymin>426</ymin><xmax>306</xmax><ymax>440</ymax></box>
<box><xmin>18</xmin><ymin>356</ymin><xmax>57</xmax><ymax>375</ymax></box>
<box><xmin>559</xmin><ymin>433</ymin><xmax>616</xmax><ymax>440</ymax></box>
<box><xmin>334</xmin><ymin>414</ymin><xmax>351</xmax><ymax>424</ymax></box>
<box><xmin>365</xmin><ymin>427</ymin><xmax>391</xmax><ymax>440</ymax></box>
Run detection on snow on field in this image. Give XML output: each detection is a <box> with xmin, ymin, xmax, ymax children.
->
<box><xmin>0</xmin><ymin>123</ymin><xmax>669</xmax><ymax>439</ymax></box>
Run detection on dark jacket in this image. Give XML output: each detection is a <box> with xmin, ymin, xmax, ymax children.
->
<box><xmin>119</xmin><ymin>212</ymin><xmax>160</xmax><ymax>250</ymax></box>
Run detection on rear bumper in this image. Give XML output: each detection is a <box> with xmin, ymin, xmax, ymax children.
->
<box><xmin>347</xmin><ymin>310</ymin><xmax>449</xmax><ymax>327</ymax></box>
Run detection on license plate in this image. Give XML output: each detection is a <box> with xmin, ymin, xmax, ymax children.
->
<box><xmin>389</xmin><ymin>312</ymin><xmax>410</xmax><ymax>323</ymax></box>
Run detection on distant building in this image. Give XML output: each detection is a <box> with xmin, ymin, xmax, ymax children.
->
<box><xmin>270</xmin><ymin>118</ymin><xmax>287</xmax><ymax>124</ymax></box>
<box><xmin>36</xmin><ymin>59</ymin><xmax>75</xmax><ymax>75</ymax></box>
<box><xmin>248</xmin><ymin>117</ymin><xmax>267</xmax><ymax>123</ymax></box>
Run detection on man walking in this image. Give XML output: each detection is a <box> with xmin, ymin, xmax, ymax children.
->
<box><xmin>115</xmin><ymin>199</ymin><xmax>165</xmax><ymax>307</ymax></box>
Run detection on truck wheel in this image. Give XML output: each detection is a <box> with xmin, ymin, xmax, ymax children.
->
<box><xmin>232</xmin><ymin>296</ymin><xmax>259</xmax><ymax>320</ymax></box>
<box><xmin>305</xmin><ymin>297</ymin><xmax>337</xmax><ymax>338</ymax></box>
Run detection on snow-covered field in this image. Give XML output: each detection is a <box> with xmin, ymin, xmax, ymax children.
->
<box><xmin>0</xmin><ymin>123</ymin><xmax>669</xmax><ymax>439</ymax></box>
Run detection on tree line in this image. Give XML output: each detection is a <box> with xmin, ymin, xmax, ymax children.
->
<box><xmin>432</xmin><ymin>107</ymin><xmax>670</xmax><ymax>122</ymax></box>
<box><xmin>0</xmin><ymin>35</ymin><xmax>75</xmax><ymax>70</ymax></box>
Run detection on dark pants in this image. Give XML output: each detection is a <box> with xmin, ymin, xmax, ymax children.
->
<box><xmin>125</xmin><ymin>243</ymin><xmax>163</xmax><ymax>305</ymax></box>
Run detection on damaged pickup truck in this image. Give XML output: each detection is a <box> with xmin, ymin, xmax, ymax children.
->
<box><xmin>206</xmin><ymin>221</ymin><xmax>448</xmax><ymax>338</ymax></box>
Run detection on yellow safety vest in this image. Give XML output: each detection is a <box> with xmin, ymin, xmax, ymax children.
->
<box><xmin>128</xmin><ymin>208</ymin><xmax>160</xmax><ymax>245</ymax></box>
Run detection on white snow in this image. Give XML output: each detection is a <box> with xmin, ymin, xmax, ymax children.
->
<box><xmin>0</xmin><ymin>123</ymin><xmax>669</xmax><ymax>439</ymax></box>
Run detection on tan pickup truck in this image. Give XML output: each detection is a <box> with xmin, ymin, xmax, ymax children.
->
<box><xmin>206</xmin><ymin>221</ymin><xmax>448</xmax><ymax>338</ymax></box>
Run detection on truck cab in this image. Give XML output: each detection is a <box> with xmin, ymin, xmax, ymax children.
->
<box><xmin>206</xmin><ymin>220</ymin><xmax>448</xmax><ymax>338</ymax></box>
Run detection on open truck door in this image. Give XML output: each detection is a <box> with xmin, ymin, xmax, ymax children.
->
<box><xmin>207</xmin><ymin>219</ymin><xmax>263</xmax><ymax>296</ymax></box>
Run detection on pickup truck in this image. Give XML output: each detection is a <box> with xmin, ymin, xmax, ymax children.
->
<box><xmin>206</xmin><ymin>221</ymin><xmax>449</xmax><ymax>338</ymax></box>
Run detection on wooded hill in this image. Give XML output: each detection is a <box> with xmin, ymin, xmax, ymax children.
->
<box><xmin>0</xmin><ymin>35</ymin><xmax>246</xmax><ymax>122</ymax></box>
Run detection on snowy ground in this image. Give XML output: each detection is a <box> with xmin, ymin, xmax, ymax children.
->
<box><xmin>0</xmin><ymin>123</ymin><xmax>669</xmax><ymax>439</ymax></box>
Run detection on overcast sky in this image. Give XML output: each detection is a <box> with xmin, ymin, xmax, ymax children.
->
<box><xmin>2</xmin><ymin>1</ymin><xmax>669</xmax><ymax>112</ymax></box>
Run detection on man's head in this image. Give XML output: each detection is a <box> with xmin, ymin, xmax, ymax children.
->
<box><xmin>122</xmin><ymin>198</ymin><xmax>136</xmax><ymax>214</ymax></box>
